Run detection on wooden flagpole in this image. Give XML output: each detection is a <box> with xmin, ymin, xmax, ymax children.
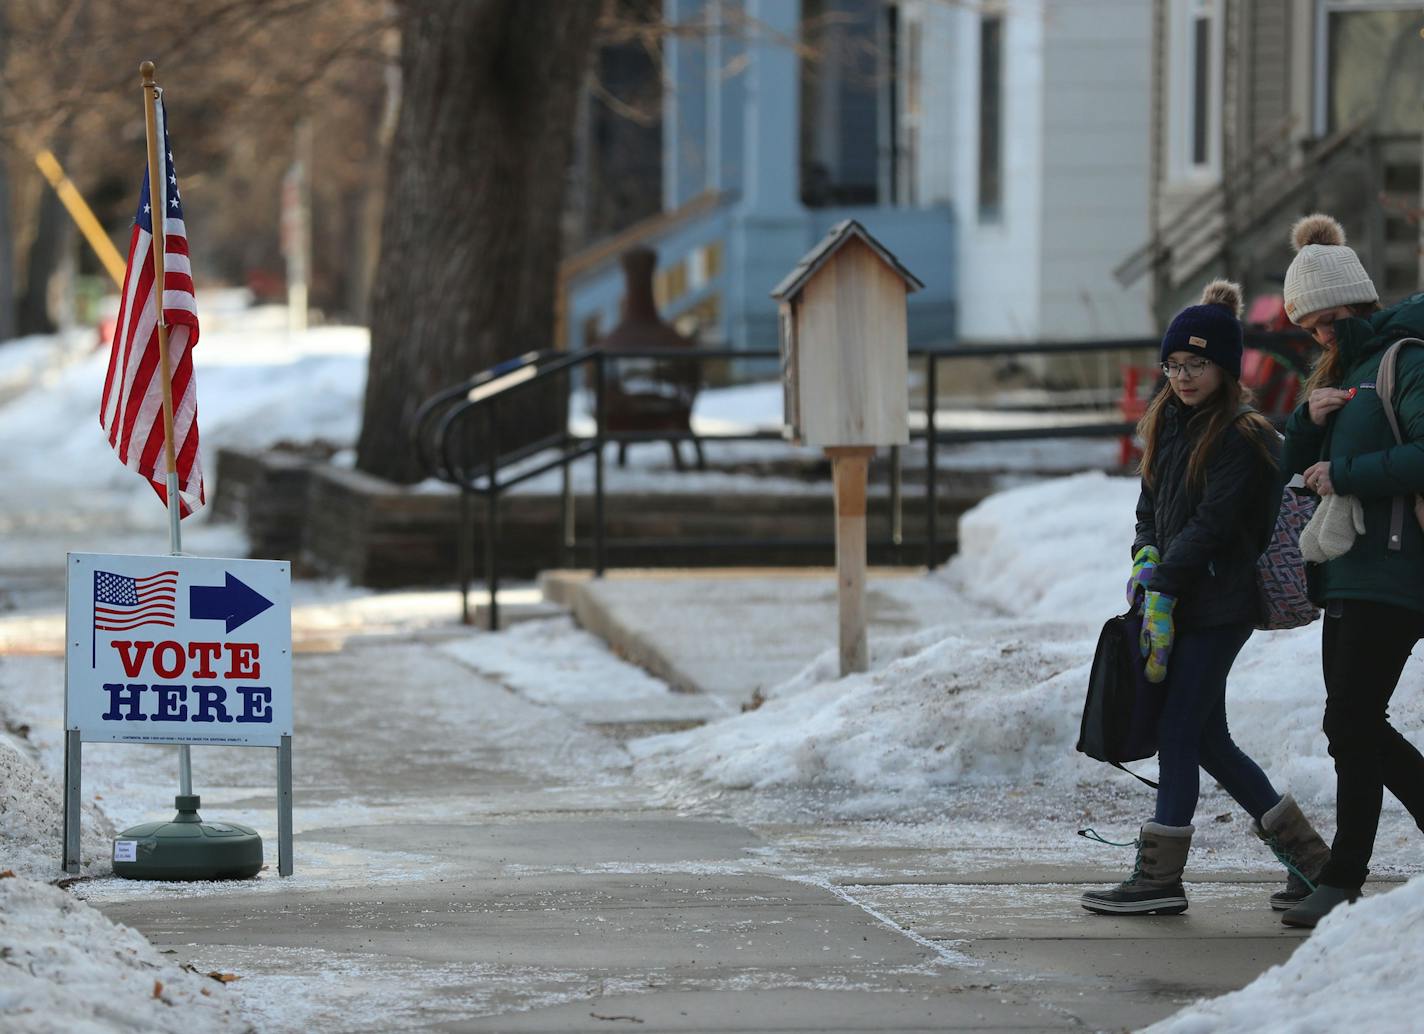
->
<box><xmin>140</xmin><ymin>61</ymin><xmax>182</xmax><ymax>557</ymax></box>
<box><xmin>140</xmin><ymin>60</ymin><xmax>190</xmax><ymax>797</ymax></box>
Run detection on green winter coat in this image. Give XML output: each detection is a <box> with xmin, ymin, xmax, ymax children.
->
<box><xmin>1282</xmin><ymin>292</ymin><xmax>1424</xmax><ymax>614</ymax></box>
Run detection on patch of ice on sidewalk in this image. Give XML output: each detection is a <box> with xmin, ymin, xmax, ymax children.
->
<box><xmin>0</xmin><ymin>875</ymin><xmax>247</xmax><ymax>1033</ymax></box>
<box><xmin>1147</xmin><ymin>874</ymin><xmax>1424</xmax><ymax>1034</ymax></box>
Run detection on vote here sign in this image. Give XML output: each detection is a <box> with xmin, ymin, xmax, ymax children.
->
<box><xmin>66</xmin><ymin>553</ymin><xmax>292</xmax><ymax>747</ymax></box>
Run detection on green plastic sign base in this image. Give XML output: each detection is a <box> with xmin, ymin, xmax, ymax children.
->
<box><xmin>112</xmin><ymin>795</ymin><xmax>263</xmax><ymax>881</ymax></box>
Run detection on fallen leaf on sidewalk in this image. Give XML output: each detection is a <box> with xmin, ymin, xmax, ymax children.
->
<box><xmin>206</xmin><ymin>971</ymin><xmax>240</xmax><ymax>983</ymax></box>
<box><xmin>0</xmin><ymin>870</ymin><xmax>15</xmax><ymax>880</ymax></box>
<box><xmin>152</xmin><ymin>981</ymin><xmax>163</xmax><ymax>998</ymax></box>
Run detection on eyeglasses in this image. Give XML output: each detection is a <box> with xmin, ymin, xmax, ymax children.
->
<box><xmin>1161</xmin><ymin>358</ymin><xmax>1212</xmax><ymax>379</ymax></box>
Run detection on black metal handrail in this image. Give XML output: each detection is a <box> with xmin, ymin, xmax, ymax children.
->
<box><xmin>410</xmin><ymin>348</ymin><xmax>556</xmax><ymax>481</ymax></box>
<box><xmin>420</xmin><ymin>332</ymin><xmax>1313</xmax><ymax>627</ymax></box>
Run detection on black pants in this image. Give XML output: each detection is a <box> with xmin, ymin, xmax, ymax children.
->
<box><xmin>1318</xmin><ymin>599</ymin><xmax>1424</xmax><ymax>888</ymax></box>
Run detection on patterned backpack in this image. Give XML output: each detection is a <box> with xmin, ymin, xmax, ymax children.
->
<box><xmin>1256</xmin><ymin>483</ymin><xmax>1320</xmax><ymax>630</ymax></box>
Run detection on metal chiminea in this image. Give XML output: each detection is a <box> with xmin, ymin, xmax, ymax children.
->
<box><xmin>596</xmin><ymin>247</ymin><xmax>704</xmax><ymax>470</ymax></box>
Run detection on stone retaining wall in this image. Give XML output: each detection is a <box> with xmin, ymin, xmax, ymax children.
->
<box><xmin>214</xmin><ymin>447</ymin><xmax>977</xmax><ymax>587</ymax></box>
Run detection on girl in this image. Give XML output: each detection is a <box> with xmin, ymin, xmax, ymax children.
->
<box><xmin>1278</xmin><ymin>214</ymin><xmax>1424</xmax><ymax>928</ymax></box>
<box><xmin>1082</xmin><ymin>280</ymin><xmax>1331</xmax><ymax>916</ymax></box>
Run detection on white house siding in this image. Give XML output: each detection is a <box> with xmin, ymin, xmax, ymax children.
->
<box><xmin>1037</xmin><ymin>0</ymin><xmax>1154</xmax><ymax>338</ymax></box>
<box><xmin>949</xmin><ymin>0</ymin><xmax>1045</xmax><ymax>341</ymax></box>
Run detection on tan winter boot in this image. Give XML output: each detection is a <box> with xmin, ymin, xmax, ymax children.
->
<box><xmin>1254</xmin><ymin>794</ymin><xmax>1331</xmax><ymax>911</ymax></box>
<box><xmin>1081</xmin><ymin>822</ymin><xmax>1193</xmax><ymax>916</ymax></box>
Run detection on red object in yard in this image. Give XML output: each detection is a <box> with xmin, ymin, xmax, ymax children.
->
<box><xmin>1119</xmin><ymin>363</ymin><xmax>1155</xmax><ymax>468</ymax></box>
<box><xmin>1241</xmin><ymin>349</ymin><xmax>1302</xmax><ymax>418</ymax></box>
<box><xmin>1242</xmin><ymin>291</ymin><xmax>1312</xmax><ymax>420</ymax></box>
<box><xmin>1246</xmin><ymin>294</ymin><xmax>1292</xmax><ymax>333</ymax></box>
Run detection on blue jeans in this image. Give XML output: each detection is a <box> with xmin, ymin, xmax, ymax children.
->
<box><xmin>1153</xmin><ymin>623</ymin><xmax>1281</xmax><ymax>827</ymax></box>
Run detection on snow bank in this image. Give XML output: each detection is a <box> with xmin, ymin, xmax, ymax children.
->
<box><xmin>947</xmin><ymin>470</ymin><xmax>1137</xmax><ymax>618</ymax></box>
<box><xmin>633</xmin><ymin>473</ymin><xmax>1424</xmax><ymax>815</ymax></box>
<box><xmin>1</xmin><ymin>731</ymin><xmax>114</xmax><ymax>881</ymax></box>
<box><xmin>0</xmin><ymin>875</ymin><xmax>247</xmax><ymax>1033</ymax></box>
<box><xmin>1148</xmin><ymin>874</ymin><xmax>1424</xmax><ymax>1034</ymax></box>
<box><xmin>631</xmin><ymin>622</ymin><xmax>1096</xmax><ymax>791</ymax></box>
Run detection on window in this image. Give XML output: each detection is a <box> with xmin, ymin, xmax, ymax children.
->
<box><xmin>899</xmin><ymin>15</ymin><xmax>922</xmax><ymax>207</ymax></box>
<box><xmin>1318</xmin><ymin>4</ymin><xmax>1424</xmax><ymax>135</ymax></box>
<box><xmin>1168</xmin><ymin>0</ymin><xmax>1221</xmax><ymax>180</ymax></box>
<box><xmin>1190</xmin><ymin>10</ymin><xmax>1211</xmax><ymax>165</ymax></box>
<box><xmin>978</xmin><ymin>14</ymin><xmax>1004</xmax><ymax>218</ymax></box>
<box><xmin>799</xmin><ymin>0</ymin><xmax>881</xmax><ymax>208</ymax></box>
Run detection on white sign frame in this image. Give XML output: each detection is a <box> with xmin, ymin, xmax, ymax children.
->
<box><xmin>62</xmin><ymin>552</ymin><xmax>293</xmax><ymax>876</ymax></box>
<box><xmin>66</xmin><ymin>552</ymin><xmax>292</xmax><ymax>746</ymax></box>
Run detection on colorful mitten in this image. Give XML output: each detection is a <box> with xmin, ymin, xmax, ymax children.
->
<box><xmin>1125</xmin><ymin>545</ymin><xmax>1160</xmax><ymax>608</ymax></box>
<box><xmin>1138</xmin><ymin>591</ymin><xmax>1176</xmax><ymax>684</ymax></box>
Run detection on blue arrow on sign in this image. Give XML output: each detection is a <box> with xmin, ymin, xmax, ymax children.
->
<box><xmin>189</xmin><ymin>573</ymin><xmax>274</xmax><ymax>632</ymax></box>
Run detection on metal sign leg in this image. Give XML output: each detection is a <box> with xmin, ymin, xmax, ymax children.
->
<box><xmin>277</xmin><ymin>734</ymin><xmax>293</xmax><ymax>877</ymax></box>
<box><xmin>63</xmin><ymin>730</ymin><xmax>82</xmax><ymax>874</ymax></box>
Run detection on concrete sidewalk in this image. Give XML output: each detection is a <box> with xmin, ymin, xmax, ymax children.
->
<box><xmin>543</xmin><ymin>567</ymin><xmax>958</xmax><ymax>710</ymax></box>
<box><xmin>78</xmin><ymin>576</ymin><xmax>1354</xmax><ymax>1034</ymax></box>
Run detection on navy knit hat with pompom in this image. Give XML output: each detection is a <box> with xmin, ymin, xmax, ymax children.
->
<box><xmin>1160</xmin><ymin>280</ymin><xmax>1244</xmax><ymax>379</ymax></box>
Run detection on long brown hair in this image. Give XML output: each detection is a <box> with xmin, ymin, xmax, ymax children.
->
<box><xmin>1137</xmin><ymin>377</ymin><xmax>1277</xmax><ymax>493</ymax></box>
<box><xmin>1301</xmin><ymin>301</ymin><xmax>1383</xmax><ymax>395</ymax></box>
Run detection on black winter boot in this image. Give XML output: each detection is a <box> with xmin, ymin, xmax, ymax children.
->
<box><xmin>1281</xmin><ymin>883</ymin><xmax>1360</xmax><ymax>928</ymax></box>
<box><xmin>1081</xmin><ymin>822</ymin><xmax>1193</xmax><ymax>916</ymax></box>
<box><xmin>1254</xmin><ymin>794</ymin><xmax>1331</xmax><ymax>911</ymax></box>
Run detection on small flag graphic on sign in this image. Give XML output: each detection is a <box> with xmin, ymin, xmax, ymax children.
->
<box><xmin>94</xmin><ymin>569</ymin><xmax>178</xmax><ymax>628</ymax></box>
<box><xmin>92</xmin><ymin>569</ymin><xmax>178</xmax><ymax>666</ymax></box>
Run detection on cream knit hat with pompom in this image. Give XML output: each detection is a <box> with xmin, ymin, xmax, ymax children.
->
<box><xmin>1283</xmin><ymin>214</ymin><xmax>1378</xmax><ymax>323</ymax></box>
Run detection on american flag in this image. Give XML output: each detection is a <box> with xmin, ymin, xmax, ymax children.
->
<box><xmin>99</xmin><ymin>95</ymin><xmax>203</xmax><ymax>517</ymax></box>
<box><xmin>93</xmin><ymin>569</ymin><xmax>179</xmax><ymax>632</ymax></box>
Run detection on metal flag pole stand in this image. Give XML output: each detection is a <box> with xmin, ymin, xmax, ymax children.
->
<box><xmin>108</xmin><ymin>61</ymin><xmax>264</xmax><ymax>881</ymax></box>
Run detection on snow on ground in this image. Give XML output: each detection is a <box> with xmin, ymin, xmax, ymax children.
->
<box><xmin>1</xmin><ymin>724</ymin><xmax>114</xmax><ymax>881</ymax></box>
<box><xmin>0</xmin><ymin>874</ymin><xmax>248</xmax><ymax>1033</ymax></box>
<box><xmin>630</xmin><ymin>471</ymin><xmax>1423</xmax><ymax>836</ymax></box>
<box><xmin>5</xmin><ymin>305</ymin><xmax>1419</xmax><ymax>1031</ymax></box>
<box><xmin>1145</xmin><ymin>873</ymin><xmax>1424</xmax><ymax>1034</ymax></box>
<box><xmin>0</xmin><ymin>302</ymin><xmax>367</xmax><ymax>528</ymax></box>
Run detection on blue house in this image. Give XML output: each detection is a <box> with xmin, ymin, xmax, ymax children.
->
<box><xmin>561</xmin><ymin>0</ymin><xmax>1154</xmax><ymax>354</ymax></box>
<box><xmin>561</xmin><ymin>0</ymin><xmax>956</xmax><ymax>354</ymax></box>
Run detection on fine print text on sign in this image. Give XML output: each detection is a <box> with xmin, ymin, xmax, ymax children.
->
<box><xmin>66</xmin><ymin>553</ymin><xmax>292</xmax><ymax>748</ymax></box>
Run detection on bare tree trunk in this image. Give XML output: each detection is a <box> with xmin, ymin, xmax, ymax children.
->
<box><xmin>356</xmin><ymin>0</ymin><xmax>601</xmax><ymax>483</ymax></box>
<box><xmin>17</xmin><ymin>153</ymin><xmax>68</xmax><ymax>337</ymax></box>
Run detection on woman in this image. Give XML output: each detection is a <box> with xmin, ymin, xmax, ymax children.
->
<box><xmin>1279</xmin><ymin>214</ymin><xmax>1424</xmax><ymax>928</ymax></box>
<box><xmin>1082</xmin><ymin>280</ymin><xmax>1331</xmax><ymax>917</ymax></box>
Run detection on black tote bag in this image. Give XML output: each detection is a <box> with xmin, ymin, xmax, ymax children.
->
<box><xmin>1077</xmin><ymin>608</ymin><xmax>1162</xmax><ymax>785</ymax></box>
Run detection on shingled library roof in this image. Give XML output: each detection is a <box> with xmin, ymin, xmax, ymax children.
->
<box><xmin>770</xmin><ymin>219</ymin><xmax>924</xmax><ymax>301</ymax></box>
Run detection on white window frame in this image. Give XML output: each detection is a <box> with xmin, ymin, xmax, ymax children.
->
<box><xmin>1166</xmin><ymin>0</ymin><xmax>1224</xmax><ymax>184</ymax></box>
<box><xmin>1312</xmin><ymin>0</ymin><xmax>1424</xmax><ymax>137</ymax></box>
